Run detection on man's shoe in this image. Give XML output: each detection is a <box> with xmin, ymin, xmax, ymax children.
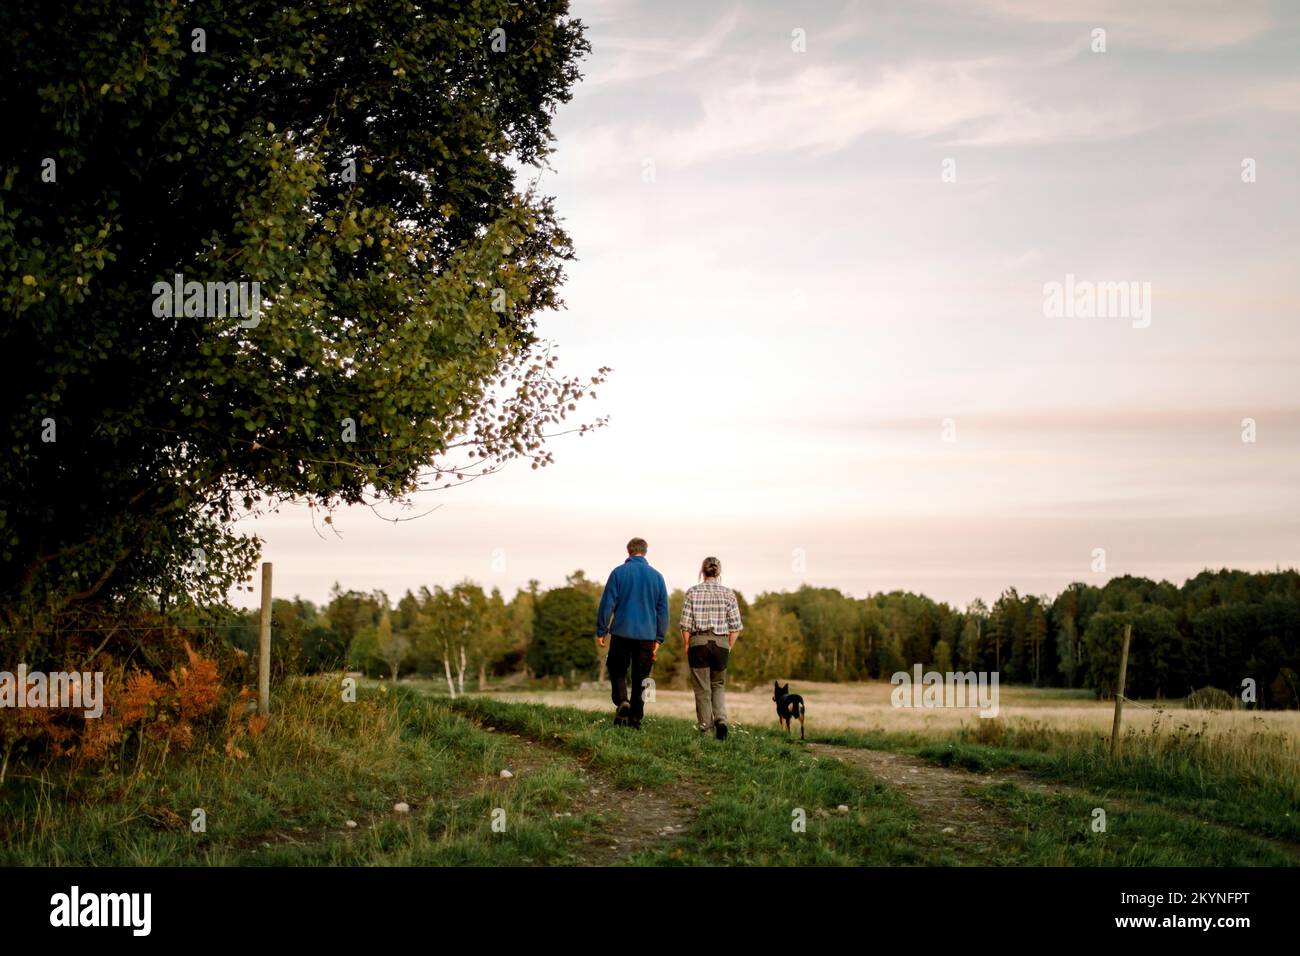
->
<box><xmin>614</xmin><ymin>701</ymin><xmax>630</xmax><ymax>727</ymax></box>
<box><xmin>714</xmin><ymin>721</ymin><xmax>728</xmax><ymax>741</ymax></box>
<box><xmin>628</xmin><ymin>719</ymin><xmax>642</xmax><ymax>731</ymax></box>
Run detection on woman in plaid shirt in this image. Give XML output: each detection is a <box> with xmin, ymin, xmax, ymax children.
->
<box><xmin>679</xmin><ymin>556</ymin><xmax>743</xmax><ymax>740</ymax></box>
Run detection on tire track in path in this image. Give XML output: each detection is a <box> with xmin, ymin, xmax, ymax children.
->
<box><xmin>470</xmin><ymin>716</ymin><xmax>700</xmax><ymax>866</ymax></box>
<box><xmin>810</xmin><ymin>742</ymin><xmax>1300</xmax><ymax>865</ymax></box>
<box><xmin>809</xmin><ymin>743</ymin><xmax>1024</xmax><ymax>861</ymax></box>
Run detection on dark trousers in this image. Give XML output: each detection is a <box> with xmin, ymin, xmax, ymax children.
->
<box><xmin>607</xmin><ymin>636</ymin><xmax>656</xmax><ymax>723</ymax></box>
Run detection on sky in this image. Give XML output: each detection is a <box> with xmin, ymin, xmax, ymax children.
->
<box><xmin>233</xmin><ymin>0</ymin><xmax>1300</xmax><ymax>610</ymax></box>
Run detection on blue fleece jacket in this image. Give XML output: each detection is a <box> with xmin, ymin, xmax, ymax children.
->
<box><xmin>596</xmin><ymin>555</ymin><xmax>670</xmax><ymax>642</ymax></box>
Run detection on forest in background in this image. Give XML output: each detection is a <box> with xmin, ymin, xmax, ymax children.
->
<box><xmin>221</xmin><ymin>568</ymin><xmax>1300</xmax><ymax>708</ymax></box>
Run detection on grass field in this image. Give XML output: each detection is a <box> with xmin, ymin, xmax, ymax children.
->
<box><xmin>2</xmin><ymin>674</ymin><xmax>1296</xmax><ymax>866</ymax></box>
<box><xmin>482</xmin><ymin>677</ymin><xmax>1300</xmax><ymax>743</ymax></box>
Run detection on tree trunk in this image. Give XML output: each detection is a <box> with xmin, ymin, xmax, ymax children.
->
<box><xmin>457</xmin><ymin>645</ymin><xmax>467</xmax><ymax>694</ymax></box>
<box><xmin>478</xmin><ymin>662</ymin><xmax>487</xmax><ymax>691</ymax></box>
<box><xmin>442</xmin><ymin>642</ymin><xmax>456</xmax><ymax>698</ymax></box>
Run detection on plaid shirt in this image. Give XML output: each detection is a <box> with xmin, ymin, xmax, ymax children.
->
<box><xmin>680</xmin><ymin>580</ymin><xmax>743</xmax><ymax>635</ymax></box>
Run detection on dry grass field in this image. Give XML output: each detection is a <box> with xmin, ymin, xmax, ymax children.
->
<box><xmin>481</xmin><ymin>679</ymin><xmax>1300</xmax><ymax>745</ymax></box>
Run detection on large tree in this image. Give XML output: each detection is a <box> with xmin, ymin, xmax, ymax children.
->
<box><xmin>1</xmin><ymin>0</ymin><xmax>601</xmax><ymax>626</ymax></box>
<box><xmin>527</xmin><ymin>585</ymin><xmax>596</xmax><ymax>679</ymax></box>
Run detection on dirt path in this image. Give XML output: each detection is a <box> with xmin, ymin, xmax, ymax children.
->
<box><xmin>809</xmin><ymin>743</ymin><xmax>1033</xmax><ymax>860</ymax></box>
<box><xmin>471</xmin><ymin>719</ymin><xmax>698</xmax><ymax>866</ymax></box>
<box><xmin>808</xmin><ymin>742</ymin><xmax>1300</xmax><ymax>864</ymax></box>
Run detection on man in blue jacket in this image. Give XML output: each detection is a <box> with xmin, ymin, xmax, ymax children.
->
<box><xmin>595</xmin><ymin>537</ymin><xmax>669</xmax><ymax>729</ymax></box>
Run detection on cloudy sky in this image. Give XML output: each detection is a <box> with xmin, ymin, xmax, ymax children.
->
<box><xmin>235</xmin><ymin>0</ymin><xmax>1300</xmax><ymax>610</ymax></box>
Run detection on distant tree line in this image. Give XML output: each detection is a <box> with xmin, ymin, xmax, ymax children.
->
<box><xmin>225</xmin><ymin>569</ymin><xmax>1300</xmax><ymax>708</ymax></box>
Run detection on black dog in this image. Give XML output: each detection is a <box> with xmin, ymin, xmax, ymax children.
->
<box><xmin>773</xmin><ymin>681</ymin><xmax>806</xmax><ymax>739</ymax></box>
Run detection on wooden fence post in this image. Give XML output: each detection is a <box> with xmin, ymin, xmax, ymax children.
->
<box><xmin>258</xmin><ymin>561</ymin><xmax>272</xmax><ymax>717</ymax></box>
<box><xmin>1109</xmin><ymin>623</ymin><xmax>1132</xmax><ymax>756</ymax></box>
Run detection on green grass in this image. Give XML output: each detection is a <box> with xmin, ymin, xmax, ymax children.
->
<box><xmin>0</xmin><ymin>678</ymin><xmax>933</xmax><ymax>866</ymax></box>
<box><xmin>970</xmin><ymin>782</ymin><xmax>1297</xmax><ymax>866</ymax></box>
<box><xmin>2</xmin><ymin>679</ymin><xmax>1294</xmax><ymax>866</ymax></box>
<box><xmin>0</xmin><ymin>679</ymin><xmax>594</xmax><ymax>865</ymax></box>
<box><xmin>813</xmin><ymin>718</ymin><xmax>1300</xmax><ymax>858</ymax></box>
<box><xmin>445</xmin><ymin>694</ymin><xmax>938</xmax><ymax>866</ymax></box>
<box><xmin>915</xmin><ymin>727</ymin><xmax>1300</xmax><ymax>846</ymax></box>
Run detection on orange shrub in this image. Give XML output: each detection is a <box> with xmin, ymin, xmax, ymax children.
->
<box><xmin>1</xmin><ymin>626</ymin><xmax>253</xmax><ymax>774</ymax></box>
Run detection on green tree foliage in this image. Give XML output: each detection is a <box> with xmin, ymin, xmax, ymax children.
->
<box><xmin>932</xmin><ymin>639</ymin><xmax>953</xmax><ymax>674</ymax></box>
<box><xmin>1052</xmin><ymin>584</ymin><xmax>1088</xmax><ymax>688</ymax></box>
<box><xmin>504</xmin><ymin>585</ymin><xmax>538</xmax><ymax>674</ymax></box>
<box><xmin>653</xmin><ymin>588</ymin><xmax>687</xmax><ymax>684</ymax></box>
<box><xmin>795</xmin><ymin>587</ymin><xmax>868</xmax><ymax>680</ymax></box>
<box><xmin>563</xmin><ymin>569</ymin><xmax>603</xmax><ymax>603</ymax></box>
<box><xmin>527</xmin><ymin>585</ymin><xmax>596</xmax><ymax>678</ymax></box>
<box><xmin>375</xmin><ymin>610</ymin><xmax>406</xmax><ymax>680</ymax></box>
<box><xmin>268</xmin><ymin>597</ymin><xmax>309</xmax><ymax>678</ymax></box>
<box><xmin>414</xmin><ymin>582</ymin><xmax>507</xmax><ymax>692</ymax></box>
<box><xmin>988</xmin><ymin>588</ymin><xmax>1023</xmax><ymax>676</ymax></box>
<box><xmin>1</xmin><ymin>0</ymin><xmax>601</xmax><ymax>628</ymax></box>
<box><xmin>730</xmin><ymin>603</ymin><xmax>804</xmax><ymax>684</ymax></box>
<box><xmin>1082</xmin><ymin>606</ymin><xmax>1185</xmax><ymax>699</ymax></box>
<box><xmin>1026</xmin><ymin>599</ymin><xmax>1049</xmax><ymax>685</ymax></box>
<box><xmin>743</xmin><ymin>571</ymin><xmax>1297</xmax><ymax>706</ymax></box>
<box><xmin>877</xmin><ymin>636</ymin><xmax>907</xmax><ymax>679</ymax></box>
<box><xmin>347</xmin><ymin>624</ymin><xmax>379</xmax><ymax>675</ymax></box>
<box><xmin>958</xmin><ymin>617</ymin><xmax>981</xmax><ymax>671</ymax></box>
<box><xmin>335</xmin><ymin>590</ymin><xmax>384</xmax><ymax>674</ymax></box>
